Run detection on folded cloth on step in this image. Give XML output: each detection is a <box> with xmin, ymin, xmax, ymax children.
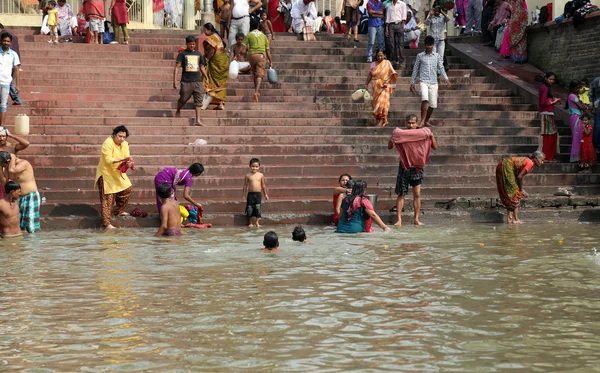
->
<box><xmin>392</xmin><ymin>127</ymin><xmax>433</xmax><ymax>169</ymax></box>
<box><xmin>130</xmin><ymin>208</ymin><xmax>148</xmax><ymax>217</ymax></box>
<box><xmin>184</xmin><ymin>223</ymin><xmax>212</xmax><ymax>229</ymax></box>
<box><xmin>117</xmin><ymin>158</ymin><xmax>135</xmax><ymax>179</ymax></box>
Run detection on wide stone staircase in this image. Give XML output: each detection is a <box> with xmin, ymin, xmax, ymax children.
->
<box><xmin>5</xmin><ymin>28</ymin><xmax>600</xmax><ymax>228</ymax></box>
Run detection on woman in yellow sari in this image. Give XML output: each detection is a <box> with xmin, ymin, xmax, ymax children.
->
<box><xmin>365</xmin><ymin>49</ymin><xmax>398</xmax><ymax>127</ymax></box>
<box><xmin>202</xmin><ymin>23</ymin><xmax>229</xmax><ymax>110</ymax></box>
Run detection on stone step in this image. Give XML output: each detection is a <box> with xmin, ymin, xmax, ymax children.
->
<box><xmin>19</xmin><ymin>116</ymin><xmax>542</xmax><ymax>128</ymax></box>
<box><xmin>27</xmin><ymin>124</ymin><xmax>539</xmax><ymax>136</ymax></box>
<box><xmin>30</xmin><ymin>162</ymin><xmax>592</xmax><ymax>178</ymax></box>
<box><xmin>35</xmin><ymin>183</ymin><xmax>600</xmax><ymax>204</ymax></box>
<box><xmin>7</xmin><ymin>108</ymin><xmax>539</xmax><ymax>119</ymax></box>
<box><xmin>18</xmin><ymin>92</ymin><xmax>524</xmax><ymax>105</ymax></box>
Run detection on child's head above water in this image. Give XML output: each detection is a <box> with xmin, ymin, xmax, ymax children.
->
<box><xmin>263</xmin><ymin>231</ymin><xmax>279</xmax><ymax>250</ymax></box>
<box><xmin>292</xmin><ymin>226</ymin><xmax>307</xmax><ymax>242</ymax></box>
<box><xmin>157</xmin><ymin>182</ymin><xmax>171</xmax><ymax>200</ymax></box>
<box><xmin>249</xmin><ymin>157</ymin><xmax>260</xmax><ymax>173</ymax></box>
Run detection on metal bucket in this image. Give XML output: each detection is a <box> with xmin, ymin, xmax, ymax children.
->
<box><xmin>365</xmin><ymin>194</ymin><xmax>378</xmax><ymax>208</ymax></box>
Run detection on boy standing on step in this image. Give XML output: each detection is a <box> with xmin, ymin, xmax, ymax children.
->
<box><xmin>174</xmin><ymin>35</ymin><xmax>207</xmax><ymax>127</ymax></box>
<box><xmin>242</xmin><ymin>158</ymin><xmax>269</xmax><ymax>228</ymax></box>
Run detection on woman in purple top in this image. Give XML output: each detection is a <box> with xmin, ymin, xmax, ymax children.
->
<box><xmin>154</xmin><ymin>163</ymin><xmax>204</xmax><ymax>212</ymax></box>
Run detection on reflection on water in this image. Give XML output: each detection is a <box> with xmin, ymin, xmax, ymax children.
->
<box><xmin>1</xmin><ymin>224</ymin><xmax>600</xmax><ymax>372</ymax></box>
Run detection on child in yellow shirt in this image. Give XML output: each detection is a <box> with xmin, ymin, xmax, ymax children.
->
<box><xmin>47</xmin><ymin>0</ymin><xmax>59</xmax><ymax>44</ymax></box>
<box><xmin>579</xmin><ymin>78</ymin><xmax>590</xmax><ymax>106</ymax></box>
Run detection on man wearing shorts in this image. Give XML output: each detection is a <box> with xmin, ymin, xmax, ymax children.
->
<box><xmin>243</xmin><ymin>18</ymin><xmax>273</xmax><ymax>103</ymax></box>
<box><xmin>387</xmin><ymin>114</ymin><xmax>438</xmax><ymax>226</ymax></box>
<box><xmin>409</xmin><ymin>35</ymin><xmax>451</xmax><ymax>128</ymax></box>
<box><xmin>173</xmin><ymin>35</ymin><xmax>207</xmax><ymax>127</ymax></box>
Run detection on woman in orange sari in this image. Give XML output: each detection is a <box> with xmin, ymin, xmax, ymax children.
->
<box><xmin>365</xmin><ymin>49</ymin><xmax>398</xmax><ymax>127</ymax></box>
<box><xmin>202</xmin><ymin>23</ymin><xmax>229</xmax><ymax>110</ymax></box>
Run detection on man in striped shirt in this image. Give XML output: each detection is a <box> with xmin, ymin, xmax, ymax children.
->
<box><xmin>409</xmin><ymin>35</ymin><xmax>450</xmax><ymax>127</ymax></box>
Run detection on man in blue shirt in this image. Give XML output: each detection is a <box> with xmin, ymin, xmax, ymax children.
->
<box><xmin>366</xmin><ymin>0</ymin><xmax>385</xmax><ymax>63</ymax></box>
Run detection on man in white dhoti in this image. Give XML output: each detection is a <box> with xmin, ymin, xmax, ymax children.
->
<box><xmin>291</xmin><ymin>0</ymin><xmax>318</xmax><ymax>34</ymax></box>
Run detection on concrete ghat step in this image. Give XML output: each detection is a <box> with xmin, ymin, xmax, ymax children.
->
<box><xmin>30</xmin><ymin>162</ymin><xmax>590</xmax><ymax>178</ymax></box>
<box><xmin>36</xmin><ymin>184</ymin><xmax>600</xmax><ymax>203</ymax></box>
<box><xmin>16</xmin><ymin>117</ymin><xmax>542</xmax><ymax>127</ymax></box>
<box><xmin>35</xmin><ymin>173</ymin><xmax>600</xmax><ymax>190</ymax></box>
<box><xmin>24</xmin><ymin>134</ymin><xmax>541</xmax><ymax>146</ymax></box>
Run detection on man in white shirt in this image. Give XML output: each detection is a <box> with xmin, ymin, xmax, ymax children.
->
<box><xmin>0</xmin><ymin>32</ymin><xmax>20</xmax><ymax>128</ymax></box>
<box><xmin>228</xmin><ymin>0</ymin><xmax>262</xmax><ymax>52</ymax></box>
<box><xmin>385</xmin><ymin>0</ymin><xmax>407</xmax><ymax>68</ymax></box>
<box><xmin>291</xmin><ymin>0</ymin><xmax>318</xmax><ymax>34</ymax></box>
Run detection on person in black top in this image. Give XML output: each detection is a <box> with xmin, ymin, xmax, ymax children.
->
<box><xmin>173</xmin><ymin>35</ymin><xmax>208</xmax><ymax>126</ymax></box>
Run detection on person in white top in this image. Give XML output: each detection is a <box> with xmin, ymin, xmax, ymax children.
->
<box><xmin>291</xmin><ymin>0</ymin><xmax>318</xmax><ymax>34</ymax></box>
<box><xmin>385</xmin><ymin>0</ymin><xmax>407</xmax><ymax>68</ymax></box>
<box><xmin>0</xmin><ymin>32</ymin><xmax>20</xmax><ymax>128</ymax></box>
<box><xmin>403</xmin><ymin>10</ymin><xmax>420</xmax><ymax>49</ymax></box>
<box><xmin>228</xmin><ymin>0</ymin><xmax>262</xmax><ymax>52</ymax></box>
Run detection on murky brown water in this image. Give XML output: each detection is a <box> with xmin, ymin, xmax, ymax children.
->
<box><xmin>1</xmin><ymin>223</ymin><xmax>600</xmax><ymax>372</ymax></box>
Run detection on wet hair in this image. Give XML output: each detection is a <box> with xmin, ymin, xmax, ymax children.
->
<box><xmin>338</xmin><ymin>173</ymin><xmax>352</xmax><ymax>182</ymax></box>
<box><xmin>424</xmin><ymin>35</ymin><xmax>435</xmax><ymax>46</ymax></box>
<box><xmin>406</xmin><ymin>114</ymin><xmax>418</xmax><ymax>122</ymax></box>
<box><xmin>157</xmin><ymin>182</ymin><xmax>171</xmax><ymax>199</ymax></box>
<box><xmin>0</xmin><ymin>151</ymin><xmax>10</xmax><ymax>164</ymax></box>
<box><xmin>263</xmin><ymin>231</ymin><xmax>279</xmax><ymax>249</ymax></box>
<box><xmin>531</xmin><ymin>151</ymin><xmax>545</xmax><ymax>160</ymax></box>
<box><xmin>325</xmin><ymin>9</ymin><xmax>331</xmax><ymax>16</ymax></box>
<box><xmin>534</xmin><ymin>72</ymin><xmax>555</xmax><ymax>98</ymax></box>
<box><xmin>349</xmin><ymin>180</ymin><xmax>367</xmax><ymax>201</ymax></box>
<box><xmin>185</xmin><ymin>35</ymin><xmax>196</xmax><ymax>43</ymax></box>
<box><xmin>250</xmin><ymin>18</ymin><xmax>260</xmax><ymax>31</ymax></box>
<box><xmin>249</xmin><ymin>157</ymin><xmax>260</xmax><ymax>166</ymax></box>
<box><xmin>292</xmin><ymin>226</ymin><xmax>306</xmax><ymax>242</ymax></box>
<box><xmin>189</xmin><ymin>163</ymin><xmax>204</xmax><ymax>176</ymax></box>
<box><xmin>235</xmin><ymin>32</ymin><xmax>245</xmax><ymax>39</ymax></box>
<box><xmin>112</xmin><ymin>125</ymin><xmax>129</xmax><ymax>137</ymax></box>
<box><xmin>5</xmin><ymin>181</ymin><xmax>20</xmax><ymax>194</ymax></box>
<box><xmin>0</xmin><ymin>32</ymin><xmax>12</xmax><ymax>41</ymax></box>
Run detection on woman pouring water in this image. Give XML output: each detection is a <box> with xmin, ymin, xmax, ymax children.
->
<box><xmin>154</xmin><ymin>164</ymin><xmax>205</xmax><ymax>213</ymax></box>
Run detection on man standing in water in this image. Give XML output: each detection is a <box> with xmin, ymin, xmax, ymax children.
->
<box><xmin>0</xmin><ymin>152</ymin><xmax>40</xmax><ymax>233</ymax></box>
<box><xmin>410</xmin><ymin>35</ymin><xmax>450</xmax><ymax>128</ymax></box>
<box><xmin>0</xmin><ymin>180</ymin><xmax>22</xmax><ymax>238</ymax></box>
<box><xmin>388</xmin><ymin>114</ymin><xmax>438</xmax><ymax>226</ymax></box>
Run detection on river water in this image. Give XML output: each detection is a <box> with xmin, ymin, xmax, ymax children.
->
<box><xmin>1</xmin><ymin>223</ymin><xmax>599</xmax><ymax>372</ymax></box>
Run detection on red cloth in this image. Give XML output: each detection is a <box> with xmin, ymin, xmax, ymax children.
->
<box><xmin>153</xmin><ymin>0</ymin><xmax>164</xmax><ymax>12</ymax></box>
<box><xmin>184</xmin><ymin>223</ymin><xmax>213</xmax><ymax>229</ymax></box>
<box><xmin>112</xmin><ymin>0</ymin><xmax>129</xmax><ymax>24</ymax></box>
<box><xmin>268</xmin><ymin>0</ymin><xmax>286</xmax><ymax>32</ymax></box>
<box><xmin>117</xmin><ymin>158</ymin><xmax>135</xmax><ymax>179</ymax></box>
<box><xmin>580</xmin><ymin>124</ymin><xmax>596</xmax><ymax>165</ymax></box>
<box><xmin>392</xmin><ymin>127</ymin><xmax>433</xmax><ymax>169</ymax></box>
<box><xmin>84</xmin><ymin>1</ymin><xmax>105</xmax><ymax>20</ymax></box>
<box><xmin>542</xmin><ymin>133</ymin><xmax>557</xmax><ymax>161</ymax></box>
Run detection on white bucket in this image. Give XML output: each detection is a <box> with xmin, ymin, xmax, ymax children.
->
<box><xmin>15</xmin><ymin>114</ymin><xmax>30</xmax><ymax>135</ymax></box>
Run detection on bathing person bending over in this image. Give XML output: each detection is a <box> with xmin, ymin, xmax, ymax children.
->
<box><xmin>0</xmin><ymin>181</ymin><xmax>22</xmax><ymax>238</ymax></box>
<box><xmin>263</xmin><ymin>231</ymin><xmax>280</xmax><ymax>252</ymax></box>
<box><xmin>155</xmin><ymin>182</ymin><xmax>182</xmax><ymax>237</ymax></box>
<box><xmin>0</xmin><ymin>152</ymin><xmax>40</xmax><ymax>233</ymax></box>
<box><xmin>336</xmin><ymin>180</ymin><xmax>390</xmax><ymax>233</ymax></box>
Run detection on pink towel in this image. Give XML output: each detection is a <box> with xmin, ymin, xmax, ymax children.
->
<box><xmin>392</xmin><ymin>127</ymin><xmax>432</xmax><ymax>169</ymax></box>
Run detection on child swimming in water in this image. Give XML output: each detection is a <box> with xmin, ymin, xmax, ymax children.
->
<box><xmin>155</xmin><ymin>182</ymin><xmax>182</xmax><ymax>237</ymax></box>
<box><xmin>292</xmin><ymin>225</ymin><xmax>309</xmax><ymax>243</ymax></box>
<box><xmin>262</xmin><ymin>231</ymin><xmax>280</xmax><ymax>252</ymax></box>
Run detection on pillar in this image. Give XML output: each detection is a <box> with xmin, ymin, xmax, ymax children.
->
<box><xmin>183</xmin><ymin>0</ymin><xmax>197</xmax><ymax>29</ymax></box>
<box><xmin>142</xmin><ymin>0</ymin><xmax>153</xmax><ymax>27</ymax></box>
<box><xmin>201</xmin><ymin>0</ymin><xmax>216</xmax><ymax>27</ymax></box>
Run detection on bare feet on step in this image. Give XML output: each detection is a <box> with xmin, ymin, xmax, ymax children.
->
<box><xmin>194</xmin><ymin>120</ymin><xmax>204</xmax><ymax>126</ymax></box>
<box><xmin>105</xmin><ymin>224</ymin><xmax>116</xmax><ymax>230</ymax></box>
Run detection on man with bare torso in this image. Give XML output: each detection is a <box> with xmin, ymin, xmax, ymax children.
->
<box><xmin>0</xmin><ymin>180</ymin><xmax>22</xmax><ymax>238</ymax></box>
<box><xmin>0</xmin><ymin>152</ymin><xmax>40</xmax><ymax>233</ymax></box>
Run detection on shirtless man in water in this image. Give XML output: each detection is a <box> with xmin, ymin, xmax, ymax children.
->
<box><xmin>155</xmin><ymin>182</ymin><xmax>182</xmax><ymax>237</ymax></box>
<box><xmin>0</xmin><ymin>181</ymin><xmax>22</xmax><ymax>237</ymax></box>
<box><xmin>0</xmin><ymin>152</ymin><xmax>40</xmax><ymax>233</ymax></box>
<box><xmin>230</xmin><ymin>33</ymin><xmax>252</xmax><ymax>74</ymax></box>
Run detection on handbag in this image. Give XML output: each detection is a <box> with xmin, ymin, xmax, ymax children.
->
<box><xmin>267</xmin><ymin>68</ymin><xmax>278</xmax><ymax>84</ymax></box>
<box><xmin>303</xmin><ymin>25</ymin><xmax>316</xmax><ymax>41</ymax></box>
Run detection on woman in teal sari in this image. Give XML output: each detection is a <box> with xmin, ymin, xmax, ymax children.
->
<box><xmin>336</xmin><ymin>180</ymin><xmax>390</xmax><ymax>233</ymax></box>
<box><xmin>202</xmin><ymin>23</ymin><xmax>229</xmax><ymax>110</ymax></box>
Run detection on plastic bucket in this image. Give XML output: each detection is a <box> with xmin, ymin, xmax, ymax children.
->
<box><xmin>366</xmin><ymin>194</ymin><xmax>378</xmax><ymax>208</ymax></box>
